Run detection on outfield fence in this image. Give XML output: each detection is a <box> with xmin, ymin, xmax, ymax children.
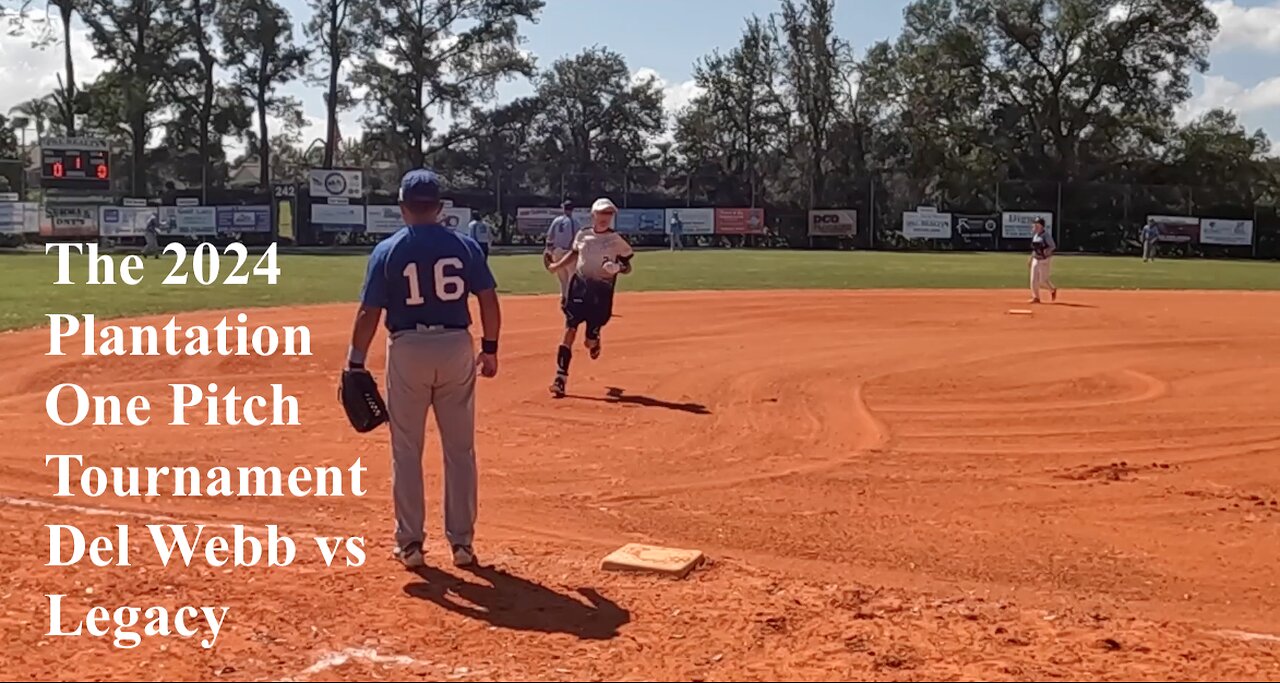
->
<box><xmin>3</xmin><ymin>175</ymin><xmax>1276</xmax><ymax>260</ymax></box>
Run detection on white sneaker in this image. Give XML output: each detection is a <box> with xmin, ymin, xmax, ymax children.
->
<box><xmin>393</xmin><ymin>542</ymin><xmax>425</xmax><ymax>569</ymax></box>
<box><xmin>451</xmin><ymin>544</ymin><xmax>477</xmax><ymax>567</ymax></box>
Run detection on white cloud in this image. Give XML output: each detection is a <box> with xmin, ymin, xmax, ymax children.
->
<box><xmin>1208</xmin><ymin>1</ymin><xmax>1280</xmax><ymax>53</ymax></box>
<box><xmin>1181</xmin><ymin>74</ymin><xmax>1280</xmax><ymax>121</ymax></box>
<box><xmin>0</xmin><ymin>13</ymin><xmax>109</xmax><ymax>125</ymax></box>
<box><xmin>632</xmin><ymin>67</ymin><xmax>704</xmax><ymax>114</ymax></box>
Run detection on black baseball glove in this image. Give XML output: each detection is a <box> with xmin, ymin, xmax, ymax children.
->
<box><xmin>339</xmin><ymin>367</ymin><xmax>388</xmax><ymax>433</ymax></box>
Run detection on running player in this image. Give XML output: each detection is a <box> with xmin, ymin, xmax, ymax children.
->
<box><xmin>345</xmin><ymin>168</ymin><xmax>502</xmax><ymax>570</ymax></box>
<box><xmin>546</xmin><ymin>197</ymin><xmax>633</xmax><ymax>398</ymax></box>
<box><xmin>1029</xmin><ymin>217</ymin><xmax>1058</xmax><ymax>303</ymax></box>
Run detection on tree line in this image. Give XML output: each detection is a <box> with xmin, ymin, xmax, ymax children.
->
<box><xmin>2</xmin><ymin>0</ymin><xmax>1278</xmax><ymax>213</ymax></box>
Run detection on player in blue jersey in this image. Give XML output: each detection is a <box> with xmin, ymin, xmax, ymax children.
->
<box><xmin>344</xmin><ymin>168</ymin><xmax>502</xmax><ymax>570</ymax></box>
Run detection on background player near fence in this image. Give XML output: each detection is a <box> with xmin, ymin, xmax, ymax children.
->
<box><xmin>544</xmin><ymin>200</ymin><xmax>578</xmax><ymax>300</ymax></box>
<box><xmin>344</xmin><ymin>168</ymin><xmax>502</xmax><ymax>570</ymax></box>
<box><xmin>468</xmin><ymin>211</ymin><xmax>491</xmax><ymax>258</ymax></box>
<box><xmin>1029</xmin><ymin>217</ymin><xmax>1058</xmax><ymax>304</ymax></box>
<box><xmin>1140</xmin><ymin>219</ymin><xmax>1160</xmax><ymax>262</ymax></box>
<box><xmin>546</xmin><ymin>197</ymin><xmax>633</xmax><ymax>398</ymax></box>
<box><xmin>142</xmin><ymin>212</ymin><xmax>161</xmax><ymax>259</ymax></box>
<box><xmin>669</xmin><ymin>210</ymin><xmax>684</xmax><ymax>250</ymax></box>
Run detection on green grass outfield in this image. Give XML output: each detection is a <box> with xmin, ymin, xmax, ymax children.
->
<box><xmin>2</xmin><ymin>249</ymin><xmax>1277</xmax><ymax>331</ymax></box>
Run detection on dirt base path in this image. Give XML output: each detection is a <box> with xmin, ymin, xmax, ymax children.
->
<box><xmin>2</xmin><ymin>290</ymin><xmax>1278</xmax><ymax>680</ymax></box>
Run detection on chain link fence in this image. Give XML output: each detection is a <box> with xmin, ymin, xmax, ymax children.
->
<box><xmin>7</xmin><ymin>165</ymin><xmax>1277</xmax><ymax>259</ymax></box>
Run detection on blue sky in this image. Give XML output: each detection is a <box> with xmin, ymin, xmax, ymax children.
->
<box><xmin>2</xmin><ymin>0</ymin><xmax>1278</xmax><ymax>149</ymax></box>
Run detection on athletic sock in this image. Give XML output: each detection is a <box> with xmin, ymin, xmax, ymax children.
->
<box><xmin>556</xmin><ymin>344</ymin><xmax>572</xmax><ymax>377</ymax></box>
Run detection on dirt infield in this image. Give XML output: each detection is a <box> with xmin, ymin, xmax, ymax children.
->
<box><xmin>2</xmin><ymin>289</ymin><xmax>1279</xmax><ymax>681</ymax></box>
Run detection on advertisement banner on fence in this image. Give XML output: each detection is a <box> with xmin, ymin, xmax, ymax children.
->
<box><xmin>902</xmin><ymin>209</ymin><xmax>952</xmax><ymax>239</ymax></box>
<box><xmin>308</xmin><ymin>168</ymin><xmax>363</xmax><ymax>199</ymax></box>
<box><xmin>159</xmin><ymin>206</ymin><xmax>218</xmax><ymax>236</ymax></box>
<box><xmin>665</xmin><ymin>208</ymin><xmax>715</xmax><ymax>235</ymax></box>
<box><xmin>0</xmin><ymin>202</ymin><xmax>21</xmax><ymax>234</ymax></box>
<box><xmin>42</xmin><ymin>204</ymin><xmax>99</xmax><ymax>237</ymax></box>
<box><xmin>1147</xmin><ymin>214</ymin><xmax>1200</xmax><ymax>243</ymax></box>
<box><xmin>715</xmin><ymin>207</ymin><xmax>765</xmax><ymax>235</ymax></box>
<box><xmin>808</xmin><ymin>209</ymin><xmax>857</xmax><ymax>236</ymax></box>
<box><xmin>954</xmin><ymin>214</ymin><xmax>998</xmax><ymax>241</ymax></box>
<box><xmin>215</xmin><ymin>205</ymin><xmax>270</xmax><ymax>233</ymax></box>
<box><xmin>312</xmin><ymin>203</ymin><xmax>365</xmax><ymax>232</ymax></box>
<box><xmin>1002</xmin><ymin>211</ymin><xmax>1053</xmax><ymax>239</ymax></box>
<box><xmin>1199</xmin><ymin>218</ymin><xmax>1253</xmax><ymax>246</ymax></box>
<box><xmin>516</xmin><ymin>207</ymin><xmax>560</xmax><ymax>234</ymax></box>
<box><xmin>365</xmin><ymin>205</ymin><xmax>402</xmax><ymax>234</ymax></box>
<box><xmin>99</xmin><ymin>206</ymin><xmax>156</xmax><ymax>236</ymax></box>
<box><xmin>23</xmin><ymin>202</ymin><xmax>39</xmax><ymax>233</ymax></box>
<box><xmin>442</xmin><ymin>207</ymin><xmax>471</xmax><ymax>232</ymax></box>
<box><xmin>616</xmin><ymin>208</ymin><xmax>665</xmax><ymax>234</ymax></box>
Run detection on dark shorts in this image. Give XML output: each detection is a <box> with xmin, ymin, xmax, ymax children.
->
<box><xmin>563</xmin><ymin>275</ymin><xmax>615</xmax><ymax>336</ymax></box>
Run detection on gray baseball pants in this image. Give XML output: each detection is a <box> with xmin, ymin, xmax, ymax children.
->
<box><xmin>385</xmin><ymin>326</ymin><xmax>477</xmax><ymax>550</ymax></box>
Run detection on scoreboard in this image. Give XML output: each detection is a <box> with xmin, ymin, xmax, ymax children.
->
<box><xmin>40</xmin><ymin>137</ymin><xmax>111</xmax><ymax>191</ymax></box>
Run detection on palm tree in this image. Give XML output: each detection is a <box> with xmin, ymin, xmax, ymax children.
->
<box><xmin>9</xmin><ymin>97</ymin><xmax>55</xmax><ymax>140</ymax></box>
<box><xmin>10</xmin><ymin>116</ymin><xmax>31</xmax><ymax>154</ymax></box>
<box><xmin>48</xmin><ymin>0</ymin><xmax>79</xmax><ymax>136</ymax></box>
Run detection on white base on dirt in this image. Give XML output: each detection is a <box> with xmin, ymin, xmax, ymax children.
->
<box><xmin>601</xmin><ymin>543</ymin><xmax>704</xmax><ymax>578</ymax></box>
<box><xmin>1008</xmin><ymin>309</ymin><xmax>1034</xmax><ymax>315</ymax></box>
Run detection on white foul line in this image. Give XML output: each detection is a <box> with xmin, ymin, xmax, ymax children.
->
<box><xmin>0</xmin><ymin>495</ymin><xmax>319</xmax><ymax>535</ymax></box>
<box><xmin>283</xmin><ymin>648</ymin><xmax>425</xmax><ymax>681</ymax></box>
<box><xmin>1211</xmin><ymin>629</ymin><xmax>1280</xmax><ymax>644</ymax></box>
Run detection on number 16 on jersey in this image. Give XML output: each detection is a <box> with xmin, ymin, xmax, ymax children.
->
<box><xmin>403</xmin><ymin>257</ymin><xmax>465</xmax><ymax>305</ymax></box>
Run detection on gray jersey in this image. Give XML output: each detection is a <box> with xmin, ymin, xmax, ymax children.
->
<box><xmin>546</xmin><ymin>215</ymin><xmax>577</xmax><ymax>251</ymax></box>
<box><xmin>1031</xmin><ymin>232</ymin><xmax>1055</xmax><ymax>260</ymax></box>
<box><xmin>573</xmin><ymin>228</ymin><xmax>633</xmax><ymax>282</ymax></box>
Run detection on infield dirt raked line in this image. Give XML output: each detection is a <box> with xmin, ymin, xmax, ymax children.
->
<box><xmin>1</xmin><ymin>289</ymin><xmax>1278</xmax><ymax>680</ymax></box>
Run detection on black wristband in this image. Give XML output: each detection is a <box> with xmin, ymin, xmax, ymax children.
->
<box><xmin>482</xmin><ymin>339</ymin><xmax>498</xmax><ymax>354</ymax></box>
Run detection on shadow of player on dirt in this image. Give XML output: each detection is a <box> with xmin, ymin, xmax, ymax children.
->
<box><xmin>563</xmin><ymin>386</ymin><xmax>711</xmax><ymax>415</ymax></box>
<box><xmin>403</xmin><ymin>565</ymin><xmax>630</xmax><ymax>640</ymax></box>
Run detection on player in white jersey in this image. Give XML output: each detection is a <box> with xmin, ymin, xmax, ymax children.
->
<box><xmin>546</xmin><ymin>197</ymin><xmax>634</xmax><ymax>398</ymax></box>
<box><xmin>543</xmin><ymin>200</ymin><xmax>578</xmax><ymax>302</ymax></box>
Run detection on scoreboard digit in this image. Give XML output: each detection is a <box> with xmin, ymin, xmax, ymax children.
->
<box><xmin>40</xmin><ymin>137</ymin><xmax>111</xmax><ymax>191</ymax></box>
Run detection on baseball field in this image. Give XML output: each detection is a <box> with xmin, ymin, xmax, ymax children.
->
<box><xmin>2</xmin><ymin>249</ymin><xmax>1279</xmax><ymax>680</ymax></box>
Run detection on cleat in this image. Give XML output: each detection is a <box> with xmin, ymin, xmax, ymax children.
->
<box><xmin>1050</xmin><ymin>287</ymin><xmax>1058</xmax><ymax>302</ymax></box>
<box><xmin>549</xmin><ymin>375</ymin><xmax>566</xmax><ymax>398</ymax></box>
<box><xmin>586</xmin><ymin>338</ymin><xmax>601</xmax><ymax>360</ymax></box>
<box><xmin>393</xmin><ymin>542</ymin><xmax>425</xmax><ymax>569</ymax></box>
<box><xmin>451</xmin><ymin>544</ymin><xmax>477</xmax><ymax>567</ymax></box>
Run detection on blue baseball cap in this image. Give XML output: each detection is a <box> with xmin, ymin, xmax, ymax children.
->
<box><xmin>399</xmin><ymin>168</ymin><xmax>442</xmax><ymax>203</ymax></box>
